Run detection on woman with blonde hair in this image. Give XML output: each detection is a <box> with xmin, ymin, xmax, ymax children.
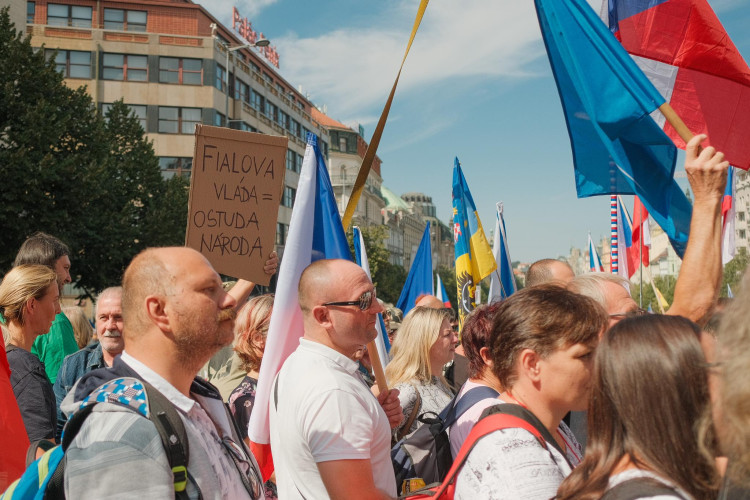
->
<box><xmin>386</xmin><ymin>306</ymin><xmax>458</xmax><ymax>438</ymax></box>
<box><xmin>0</xmin><ymin>264</ymin><xmax>60</xmax><ymax>442</ymax></box>
<box><xmin>62</xmin><ymin>306</ymin><xmax>93</xmax><ymax>349</ymax></box>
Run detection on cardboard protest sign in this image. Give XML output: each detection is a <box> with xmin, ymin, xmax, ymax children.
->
<box><xmin>186</xmin><ymin>125</ymin><xmax>287</xmax><ymax>285</ymax></box>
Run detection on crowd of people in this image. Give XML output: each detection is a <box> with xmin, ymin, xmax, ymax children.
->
<box><xmin>0</xmin><ymin>133</ymin><xmax>748</xmax><ymax>499</ymax></box>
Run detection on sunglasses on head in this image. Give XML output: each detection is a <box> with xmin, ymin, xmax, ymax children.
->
<box><xmin>323</xmin><ymin>288</ymin><xmax>376</xmax><ymax>311</ymax></box>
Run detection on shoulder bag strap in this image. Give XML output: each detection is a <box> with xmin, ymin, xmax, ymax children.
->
<box><xmin>442</xmin><ymin>386</ymin><xmax>500</xmax><ymax>428</ymax></box>
<box><xmin>396</xmin><ymin>387</ymin><xmax>422</xmax><ymax>441</ymax></box>
<box><xmin>600</xmin><ymin>477</ymin><xmax>686</xmax><ymax>500</ymax></box>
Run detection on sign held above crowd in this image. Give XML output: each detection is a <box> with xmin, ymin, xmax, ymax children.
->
<box><xmin>186</xmin><ymin>125</ymin><xmax>287</xmax><ymax>285</ymax></box>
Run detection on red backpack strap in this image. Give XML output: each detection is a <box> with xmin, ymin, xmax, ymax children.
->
<box><xmin>429</xmin><ymin>413</ymin><xmax>546</xmax><ymax>499</ymax></box>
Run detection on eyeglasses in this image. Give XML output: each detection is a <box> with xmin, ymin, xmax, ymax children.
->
<box><xmin>323</xmin><ymin>288</ymin><xmax>376</xmax><ymax>311</ymax></box>
<box><xmin>608</xmin><ymin>308</ymin><xmax>649</xmax><ymax>320</ymax></box>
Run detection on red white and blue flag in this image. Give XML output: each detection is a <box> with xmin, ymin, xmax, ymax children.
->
<box><xmin>602</xmin><ymin>0</ymin><xmax>750</xmax><ymax>170</ymax></box>
<box><xmin>616</xmin><ymin>196</ymin><xmax>633</xmax><ymax>279</ymax></box>
<box><xmin>722</xmin><ymin>166</ymin><xmax>736</xmax><ymax>265</ymax></box>
<box><xmin>627</xmin><ymin>196</ymin><xmax>651</xmax><ymax>275</ymax></box>
<box><xmin>588</xmin><ymin>233</ymin><xmax>604</xmax><ymax>272</ymax></box>
<box><xmin>435</xmin><ymin>273</ymin><xmax>451</xmax><ymax>308</ymax></box>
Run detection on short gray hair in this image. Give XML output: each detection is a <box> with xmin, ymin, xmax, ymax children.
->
<box><xmin>95</xmin><ymin>286</ymin><xmax>123</xmax><ymax>315</ymax></box>
<box><xmin>568</xmin><ymin>273</ymin><xmax>629</xmax><ymax>308</ymax></box>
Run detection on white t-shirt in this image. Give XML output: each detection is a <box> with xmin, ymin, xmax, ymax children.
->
<box><xmin>607</xmin><ymin>469</ymin><xmax>691</xmax><ymax>499</ymax></box>
<box><xmin>454</xmin><ymin>418</ymin><xmax>573</xmax><ymax>500</ymax></box>
<box><xmin>269</xmin><ymin>339</ymin><xmax>397</xmax><ymax>499</ymax></box>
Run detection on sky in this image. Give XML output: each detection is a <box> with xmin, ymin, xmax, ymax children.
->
<box><xmin>199</xmin><ymin>0</ymin><xmax>750</xmax><ymax>263</ymax></box>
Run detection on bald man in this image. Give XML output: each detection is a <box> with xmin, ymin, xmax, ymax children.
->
<box><xmin>525</xmin><ymin>259</ymin><xmax>575</xmax><ymax>288</ymax></box>
<box><xmin>270</xmin><ymin>259</ymin><xmax>401</xmax><ymax>500</ymax></box>
<box><xmin>61</xmin><ymin>247</ymin><xmax>264</xmax><ymax>499</ymax></box>
<box><xmin>415</xmin><ymin>294</ymin><xmax>445</xmax><ymax>309</ymax></box>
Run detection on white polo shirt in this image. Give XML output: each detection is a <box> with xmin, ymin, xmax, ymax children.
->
<box><xmin>269</xmin><ymin>338</ymin><xmax>397</xmax><ymax>499</ymax></box>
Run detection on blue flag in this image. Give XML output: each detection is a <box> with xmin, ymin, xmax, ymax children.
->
<box><xmin>353</xmin><ymin>226</ymin><xmax>391</xmax><ymax>358</ymax></box>
<box><xmin>534</xmin><ymin>0</ymin><xmax>692</xmax><ymax>256</ymax></box>
<box><xmin>312</xmin><ymin>136</ymin><xmax>352</xmax><ymax>262</ymax></box>
<box><xmin>397</xmin><ymin>221</ymin><xmax>433</xmax><ymax>316</ymax></box>
<box><xmin>487</xmin><ymin>202</ymin><xmax>516</xmax><ymax>303</ymax></box>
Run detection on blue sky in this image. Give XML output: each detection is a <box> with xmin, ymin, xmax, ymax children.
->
<box><xmin>201</xmin><ymin>0</ymin><xmax>750</xmax><ymax>263</ymax></box>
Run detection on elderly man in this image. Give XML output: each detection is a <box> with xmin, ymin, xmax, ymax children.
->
<box><xmin>53</xmin><ymin>286</ymin><xmax>123</xmax><ymax>439</ymax></box>
<box><xmin>270</xmin><ymin>259</ymin><xmax>402</xmax><ymax>500</ymax></box>
<box><xmin>61</xmin><ymin>248</ymin><xmax>264</xmax><ymax>499</ymax></box>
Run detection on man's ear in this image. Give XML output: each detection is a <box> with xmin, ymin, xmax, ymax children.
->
<box><xmin>145</xmin><ymin>295</ymin><xmax>171</xmax><ymax>332</ymax></box>
<box><xmin>312</xmin><ymin>305</ymin><xmax>332</xmax><ymax>328</ymax></box>
<box><xmin>518</xmin><ymin>348</ymin><xmax>542</xmax><ymax>383</ymax></box>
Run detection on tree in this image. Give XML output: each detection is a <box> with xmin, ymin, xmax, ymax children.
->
<box><xmin>721</xmin><ymin>247</ymin><xmax>749</xmax><ymax>297</ymax></box>
<box><xmin>631</xmin><ymin>275</ymin><xmax>676</xmax><ymax>312</ymax></box>
<box><xmin>0</xmin><ymin>10</ymin><xmax>189</xmax><ymax>295</ymax></box>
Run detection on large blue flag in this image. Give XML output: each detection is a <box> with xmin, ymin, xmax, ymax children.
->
<box><xmin>453</xmin><ymin>158</ymin><xmax>497</xmax><ymax>326</ymax></box>
<box><xmin>248</xmin><ymin>133</ymin><xmax>351</xmax><ymax>477</ymax></box>
<box><xmin>534</xmin><ymin>0</ymin><xmax>692</xmax><ymax>256</ymax></box>
<box><xmin>397</xmin><ymin>221</ymin><xmax>433</xmax><ymax>316</ymax></box>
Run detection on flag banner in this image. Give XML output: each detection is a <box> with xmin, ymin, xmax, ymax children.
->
<box><xmin>728</xmin><ymin>284</ymin><xmax>734</xmax><ymax>299</ymax></box>
<box><xmin>611</xmin><ymin>196</ymin><xmax>619</xmax><ymax>274</ymax></box>
<box><xmin>435</xmin><ymin>273</ymin><xmax>451</xmax><ymax>308</ymax></box>
<box><xmin>589</xmin><ymin>233</ymin><xmax>604</xmax><ymax>272</ymax></box>
<box><xmin>616</xmin><ymin>196</ymin><xmax>632</xmax><ymax>279</ymax></box>
<box><xmin>488</xmin><ymin>202</ymin><xmax>516</xmax><ymax>303</ymax></box>
<box><xmin>452</xmin><ymin>158</ymin><xmax>497</xmax><ymax>326</ymax></box>
<box><xmin>603</xmin><ymin>0</ymin><xmax>750</xmax><ymax>170</ymax></box>
<box><xmin>722</xmin><ymin>166</ymin><xmax>736</xmax><ymax>265</ymax></box>
<box><xmin>396</xmin><ymin>221</ymin><xmax>433</xmax><ymax>316</ymax></box>
<box><xmin>248</xmin><ymin>134</ymin><xmax>352</xmax><ymax>480</ymax></box>
<box><xmin>534</xmin><ymin>0</ymin><xmax>693</xmax><ymax>256</ymax></box>
<box><xmin>628</xmin><ymin>195</ymin><xmax>651</xmax><ymax>274</ymax></box>
<box><xmin>353</xmin><ymin>226</ymin><xmax>391</xmax><ymax>365</ymax></box>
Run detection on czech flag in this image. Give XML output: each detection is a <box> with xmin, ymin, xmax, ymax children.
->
<box><xmin>603</xmin><ymin>0</ymin><xmax>750</xmax><ymax>170</ymax></box>
<box><xmin>589</xmin><ymin>233</ymin><xmax>604</xmax><ymax>272</ymax></box>
<box><xmin>722</xmin><ymin>166</ymin><xmax>736</xmax><ymax>265</ymax></box>
<box><xmin>435</xmin><ymin>273</ymin><xmax>451</xmax><ymax>308</ymax></box>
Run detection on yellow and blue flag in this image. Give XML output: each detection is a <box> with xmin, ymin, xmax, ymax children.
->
<box><xmin>452</xmin><ymin>158</ymin><xmax>497</xmax><ymax>327</ymax></box>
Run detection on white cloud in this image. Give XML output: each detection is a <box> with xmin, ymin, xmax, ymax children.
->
<box><xmin>195</xmin><ymin>0</ymin><xmax>279</xmax><ymax>28</ymax></box>
<box><xmin>275</xmin><ymin>1</ymin><xmax>545</xmax><ymax>125</ymax></box>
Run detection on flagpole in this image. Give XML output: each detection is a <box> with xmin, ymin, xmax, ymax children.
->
<box><xmin>658</xmin><ymin>102</ymin><xmax>695</xmax><ymax>145</ymax></box>
<box><xmin>367</xmin><ymin>341</ymin><xmax>388</xmax><ymax>394</ymax></box>
<box><xmin>639</xmin><ymin>226</ymin><xmax>643</xmax><ymax>309</ymax></box>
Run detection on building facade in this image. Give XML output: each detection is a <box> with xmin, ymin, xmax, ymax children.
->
<box><xmin>25</xmin><ymin>0</ymin><xmax>329</xmax><ymax>258</ymax></box>
<box><xmin>401</xmin><ymin>192</ymin><xmax>455</xmax><ymax>270</ymax></box>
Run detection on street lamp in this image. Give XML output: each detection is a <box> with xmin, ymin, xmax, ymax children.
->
<box><xmin>224</xmin><ymin>38</ymin><xmax>270</xmax><ymax>127</ymax></box>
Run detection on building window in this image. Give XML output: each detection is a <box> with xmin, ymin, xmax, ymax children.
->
<box><xmin>158</xmin><ymin>107</ymin><xmax>201</xmax><ymax>134</ymax></box>
<box><xmin>276</xmin><ymin>223</ymin><xmax>287</xmax><ymax>246</ymax></box>
<box><xmin>159</xmin><ymin>157</ymin><xmax>192</xmax><ymax>179</ymax></box>
<box><xmin>339</xmin><ymin>137</ymin><xmax>347</xmax><ymax>152</ymax></box>
<box><xmin>102</xmin><ymin>53</ymin><xmax>147</xmax><ymax>81</ymax></box>
<box><xmin>275</xmin><ymin>83</ymin><xmax>285</xmax><ymax>94</ymax></box>
<box><xmin>250</xmin><ymin>89</ymin><xmax>263</xmax><ymax>111</ymax></box>
<box><xmin>277</xmin><ymin>110</ymin><xmax>288</xmax><ymax>129</ymax></box>
<box><xmin>159</xmin><ymin>57</ymin><xmax>202</xmax><ymax>85</ymax></box>
<box><xmin>47</xmin><ymin>3</ymin><xmax>92</xmax><ymax>27</ymax></box>
<box><xmin>282</xmin><ymin>186</ymin><xmax>296</xmax><ymax>208</ymax></box>
<box><xmin>103</xmin><ymin>8</ymin><xmax>147</xmax><ymax>31</ymax></box>
<box><xmin>234</xmin><ymin>78</ymin><xmax>250</xmax><ymax>103</ymax></box>
<box><xmin>214</xmin><ymin>112</ymin><xmax>225</xmax><ymax>127</ymax></box>
<box><xmin>262</xmin><ymin>73</ymin><xmax>273</xmax><ymax>85</ymax></box>
<box><xmin>101</xmin><ymin>103</ymin><xmax>147</xmax><ymax>130</ymax></box>
<box><xmin>296</xmin><ymin>153</ymin><xmax>303</xmax><ymax>172</ymax></box>
<box><xmin>739</xmin><ymin>212</ymin><xmax>746</xmax><ymax>222</ymax></box>
<box><xmin>248</xmin><ymin>61</ymin><xmax>260</xmax><ymax>73</ymax></box>
<box><xmin>46</xmin><ymin>49</ymin><xmax>91</xmax><ymax>78</ymax></box>
<box><xmin>27</xmin><ymin>2</ymin><xmax>35</xmax><ymax>23</ymax></box>
<box><xmin>264</xmin><ymin>101</ymin><xmax>277</xmax><ymax>121</ymax></box>
<box><xmin>286</xmin><ymin>150</ymin><xmax>295</xmax><ymax>171</ymax></box>
<box><xmin>740</xmin><ymin>229</ymin><xmax>747</xmax><ymax>240</ymax></box>
<box><xmin>290</xmin><ymin>119</ymin><xmax>302</xmax><ymax>138</ymax></box>
<box><xmin>215</xmin><ymin>65</ymin><xmax>227</xmax><ymax>92</ymax></box>
<box><xmin>230</xmin><ymin>122</ymin><xmax>257</xmax><ymax>132</ymax></box>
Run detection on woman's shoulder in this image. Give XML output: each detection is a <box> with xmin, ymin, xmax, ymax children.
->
<box><xmin>606</xmin><ymin>469</ymin><xmax>690</xmax><ymax>500</ymax></box>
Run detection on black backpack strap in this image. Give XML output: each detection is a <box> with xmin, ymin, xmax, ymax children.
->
<box><xmin>442</xmin><ymin>386</ymin><xmax>500</xmax><ymax>428</ymax></box>
<box><xmin>600</xmin><ymin>477</ymin><xmax>687</xmax><ymax>500</ymax></box>
<box><xmin>480</xmin><ymin>403</ymin><xmax>573</xmax><ymax>468</ymax></box>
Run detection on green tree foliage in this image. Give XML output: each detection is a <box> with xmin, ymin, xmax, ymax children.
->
<box><xmin>721</xmin><ymin>247</ymin><xmax>749</xmax><ymax>297</ymax></box>
<box><xmin>0</xmin><ymin>10</ymin><xmax>188</xmax><ymax>295</ymax></box>
<box><xmin>631</xmin><ymin>275</ymin><xmax>676</xmax><ymax>312</ymax></box>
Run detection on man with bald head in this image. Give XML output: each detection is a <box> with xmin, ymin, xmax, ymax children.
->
<box><xmin>525</xmin><ymin>259</ymin><xmax>575</xmax><ymax>288</ymax></box>
<box><xmin>415</xmin><ymin>294</ymin><xmax>445</xmax><ymax>309</ymax></box>
<box><xmin>270</xmin><ymin>259</ymin><xmax>401</xmax><ymax>500</ymax></box>
<box><xmin>61</xmin><ymin>247</ymin><xmax>264</xmax><ymax>499</ymax></box>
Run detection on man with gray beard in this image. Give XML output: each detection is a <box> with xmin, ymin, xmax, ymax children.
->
<box><xmin>53</xmin><ymin>286</ymin><xmax>123</xmax><ymax>439</ymax></box>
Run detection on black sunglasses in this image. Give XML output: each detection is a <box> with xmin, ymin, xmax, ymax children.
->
<box><xmin>323</xmin><ymin>288</ymin><xmax>376</xmax><ymax>311</ymax></box>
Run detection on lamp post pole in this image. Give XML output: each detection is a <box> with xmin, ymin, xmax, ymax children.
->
<box><xmin>222</xmin><ymin>38</ymin><xmax>270</xmax><ymax>127</ymax></box>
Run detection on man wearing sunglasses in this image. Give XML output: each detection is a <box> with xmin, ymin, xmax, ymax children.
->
<box><xmin>270</xmin><ymin>259</ymin><xmax>402</xmax><ymax>500</ymax></box>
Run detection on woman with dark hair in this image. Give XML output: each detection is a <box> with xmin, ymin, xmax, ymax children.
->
<box><xmin>557</xmin><ymin>315</ymin><xmax>718</xmax><ymax>500</ymax></box>
<box><xmin>454</xmin><ymin>284</ymin><xmax>607</xmax><ymax>500</ymax></box>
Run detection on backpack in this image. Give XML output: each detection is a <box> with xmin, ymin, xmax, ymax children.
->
<box><xmin>391</xmin><ymin>386</ymin><xmax>499</xmax><ymax>491</ymax></box>
<box><xmin>399</xmin><ymin>404</ymin><xmax>548</xmax><ymax>499</ymax></box>
<box><xmin>600</xmin><ymin>477</ymin><xmax>687</xmax><ymax>500</ymax></box>
<box><xmin>1</xmin><ymin>377</ymin><xmax>192</xmax><ymax>500</ymax></box>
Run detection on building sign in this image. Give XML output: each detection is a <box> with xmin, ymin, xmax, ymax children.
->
<box><xmin>232</xmin><ymin>7</ymin><xmax>280</xmax><ymax>68</ymax></box>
